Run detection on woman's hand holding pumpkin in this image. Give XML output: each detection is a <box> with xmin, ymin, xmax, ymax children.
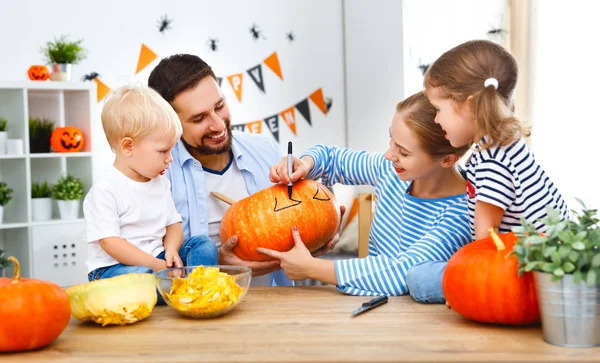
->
<box><xmin>219</xmin><ymin>235</ymin><xmax>281</xmax><ymax>277</ymax></box>
<box><xmin>311</xmin><ymin>205</ymin><xmax>346</xmax><ymax>257</ymax></box>
<box><xmin>269</xmin><ymin>155</ymin><xmax>315</xmax><ymax>184</ymax></box>
<box><xmin>256</xmin><ymin>226</ymin><xmax>316</xmax><ymax>280</ymax></box>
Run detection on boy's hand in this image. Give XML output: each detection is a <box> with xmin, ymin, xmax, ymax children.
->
<box><xmin>165</xmin><ymin>249</ymin><xmax>183</xmax><ymax>268</ymax></box>
<box><xmin>151</xmin><ymin>258</ymin><xmax>168</xmax><ymax>272</ymax></box>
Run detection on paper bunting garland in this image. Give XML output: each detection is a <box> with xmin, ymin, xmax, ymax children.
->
<box><xmin>94</xmin><ymin>78</ymin><xmax>111</xmax><ymax>102</ymax></box>
<box><xmin>136</xmin><ymin>44</ymin><xmax>158</xmax><ymax>74</ymax></box>
<box><xmin>230</xmin><ymin>88</ymin><xmax>328</xmax><ymax>142</ymax></box>
<box><xmin>217</xmin><ymin>51</ymin><xmax>283</xmax><ymax>103</ymax></box>
<box><xmin>279</xmin><ymin>106</ymin><xmax>297</xmax><ymax>135</ymax></box>
<box><xmin>264</xmin><ymin>52</ymin><xmax>283</xmax><ymax>80</ymax></box>
<box><xmin>227</xmin><ymin>73</ymin><xmax>244</xmax><ymax>102</ymax></box>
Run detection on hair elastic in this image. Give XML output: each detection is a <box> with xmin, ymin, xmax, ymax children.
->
<box><xmin>484</xmin><ymin>78</ymin><xmax>498</xmax><ymax>90</ymax></box>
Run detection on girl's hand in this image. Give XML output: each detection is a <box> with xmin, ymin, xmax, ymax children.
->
<box><xmin>269</xmin><ymin>156</ymin><xmax>313</xmax><ymax>185</ymax></box>
<box><xmin>256</xmin><ymin>226</ymin><xmax>315</xmax><ymax>280</ymax></box>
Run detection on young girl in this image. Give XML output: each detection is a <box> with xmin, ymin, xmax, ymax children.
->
<box><xmin>424</xmin><ymin>39</ymin><xmax>569</xmax><ymax>239</ymax></box>
<box><xmin>260</xmin><ymin>91</ymin><xmax>471</xmax><ymax>303</ymax></box>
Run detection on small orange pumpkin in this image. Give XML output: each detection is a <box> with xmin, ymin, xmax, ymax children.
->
<box><xmin>27</xmin><ymin>65</ymin><xmax>50</xmax><ymax>81</ymax></box>
<box><xmin>220</xmin><ymin>179</ymin><xmax>340</xmax><ymax>261</ymax></box>
<box><xmin>442</xmin><ymin>229</ymin><xmax>540</xmax><ymax>325</ymax></box>
<box><xmin>0</xmin><ymin>257</ymin><xmax>71</xmax><ymax>352</ymax></box>
<box><xmin>50</xmin><ymin>126</ymin><xmax>85</xmax><ymax>152</ymax></box>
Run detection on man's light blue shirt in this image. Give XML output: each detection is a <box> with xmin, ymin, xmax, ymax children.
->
<box><xmin>165</xmin><ymin>131</ymin><xmax>292</xmax><ymax>286</ymax></box>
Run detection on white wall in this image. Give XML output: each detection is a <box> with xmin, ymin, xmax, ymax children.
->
<box><xmin>529</xmin><ymin>0</ymin><xmax>600</xmax><ymax>210</ymax></box>
<box><xmin>0</xmin><ymin>0</ymin><xmax>346</xmax><ymax>180</ymax></box>
<box><xmin>402</xmin><ymin>0</ymin><xmax>508</xmax><ymax>97</ymax></box>
<box><xmin>343</xmin><ymin>0</ymin><xmax>404</xmax><ymax>154</ymax></box>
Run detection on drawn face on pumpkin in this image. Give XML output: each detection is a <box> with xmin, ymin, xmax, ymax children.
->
<box><xmin>60</xmin><ymin>130</ymin><xmax>83</xmax><ymax>150</ymax></box>
<box><xmin>50</xmin><ymin>127</ymin><xmax>85</xmax><ymax>153</ymax></box>
<box><xmin>273</xmin><ymin>183</ymin><xmax>332</xmax><ymax>212</ymax></box>
<box><xmin>28</xmin><ymin>65</ymin><xmax>50</xmax><ymax>81</ymax></box>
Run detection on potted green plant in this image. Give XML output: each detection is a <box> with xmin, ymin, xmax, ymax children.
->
<box><xmin>40</xmin><ymin>35</ymin><xmax>87</xmax><ymax>82</ymax></box>
<box><xmin>31</xmin><ymin>181</ymin><xmax>53</xmax><ymax>222</ymax></box>
<box><xmin>52</xmin><ymin>174</ymin><xmax>84</xmax><ymax>220</ymax></box>
<box><xmin>0</xmin><ymin>249</ymin><xmax>10</xmax><ymax>277</ymax></box>
<box><xmin>0</xmin><ymin>181</ymin><xmax>13</xmax><ymax>224</ymax></box>
<box><xmin>512</xmin><ymin>200</ymin><xmax>600</xmax><ymax>348</ymax></box>
<box><xmin>0</xmin><ymin>116</ymin><xmax>8</xmax><ymax>155</ymax></box>
<box><xmin>29</xmin><ymin>117</ymin><xmax>55</xmax><ymax>153</ymax></box>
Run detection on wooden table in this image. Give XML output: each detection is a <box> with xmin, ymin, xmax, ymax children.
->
<box><xmin>3</xmin><ymin>286</ymin><xmax>600</xmax><ymax>362</ymax></box>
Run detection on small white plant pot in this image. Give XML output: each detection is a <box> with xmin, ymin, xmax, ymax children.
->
<box><xmin>0</xmin><ymin>132</ymin><xmax>7</xmax><ymax>155</ymax></box>
<box><xmin>0</xmin><ymin>205</ymin><xmax>4</xmax><ymax>223</ymax></box>
<box><xmin>32</xmin><ymin>197</ymin><xmax>53</xmax><ymax>221</ymax></box>
<box><xmin>6</xmin><ymin>139</ymin><xmax>23</xmax><ymax>155</ymax></box>
<box><xmin>57</xmin><ymin>200</ymin><xmax>80</xmax><ymax>220</ymax></box>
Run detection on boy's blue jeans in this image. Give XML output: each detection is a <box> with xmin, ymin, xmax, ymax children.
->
<box><xmin>87</xmin><ymin>235</ymin><xmax>218</xmax><ymax>305</ymax></box>
<box><xmin>406</xmin><ymin>261</ymin><xmax>448</xmax><ymax>304</ymax></box>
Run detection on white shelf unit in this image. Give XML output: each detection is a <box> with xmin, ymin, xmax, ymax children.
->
<box><xmin>0</xmin><ymin>81</ymin><xmax>95</xmax><ymax>287</ymax></box>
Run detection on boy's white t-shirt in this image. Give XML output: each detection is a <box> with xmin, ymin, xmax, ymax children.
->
<box><xmin>84</xmin><ymin>166</ymin><xmax>182</xmax><ymax>273</ymax></box>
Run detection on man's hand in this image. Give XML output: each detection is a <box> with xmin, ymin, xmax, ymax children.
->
<box><xmin>219</xmin><ymin>235</ymin><xmax>281</xmax><ymax>277</ymax></box>
<box><xmin>311</xmin><ymin>205</ymin><xmax>346</xmax><ymax>257</ymax></box>
<box><xmin>165</xmin><ymin>248</ymin><xmax>183</xmax><ymax>268</ymax></box>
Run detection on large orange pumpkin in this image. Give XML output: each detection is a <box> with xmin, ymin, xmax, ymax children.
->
<box><xmin>220</xmin><ymin>179</ymin><xmax>341</xmax><ymax>261</ymax></box>
<box><xmin>0</xmin><ymin>257</ymin><xmax>71</xmax><ymax>352</ymax></box>
<box><xmin>27</xmin><ymin>65</ymin><xmax>50</xmax><ymax>81</ymax></box>
<box><xmin>442</xmin><ymin>229</ymin><xmax>540</xmax><ymax>325</ymax></box>
<box><xmin>50</xmin><ymin>126</ymin><xmax>85</xmax><ymax>152</ymax></box>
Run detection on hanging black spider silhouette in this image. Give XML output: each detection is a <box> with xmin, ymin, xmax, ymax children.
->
<box><xmin>418</xmin><ymin>62</ymin><xmax>430</xmax><ymax>76</ymax></box>
<box><xmin>250</xmin><ymin>23</ymin><xmax>266</xmax><ymax>40</ymax></box>
<box><xmin>81</xmin><ymin>72</ymin><xmax>99</xmax><ymax>81</ymax></box>
<box><xmin>207</xmin><ymin>38</ymin><xmax>219</xmax><ymax>52</ymax></box>
<box><xmin>325</xmin><ymin>97</ymin><xmax>333</xmax><ymax>113</ymax></box>
<box><xmin>157</xmin><ymin>14</ymin><xmax>173</xmax><ymax>33</ymax></box>
<box><xmin>487</xmin><ymin>25</ymin><xmax>507</xmax><ymax>39</ymax></box>
<box><xmin>287</xmin><ymin>31</ymin><xmax>295</xmax><ymax>43</ymax></box>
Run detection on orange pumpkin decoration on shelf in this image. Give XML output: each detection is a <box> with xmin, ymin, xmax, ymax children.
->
<box><xmin>50</xmin><ymin>126</ymin><xmax>85</xmax><ymax>152</ymax></box>
<box><xmin>27</xmin><ymin>65</ymin><xmax>50</xmax><ymax>81</ymax></box>
<box><xmin>0</xmin><ymin>256</ymin><xmax>71</xmax><ymax>352</ymax></box>
<box><xmin>442</xmin><ymin>229</ymin><xmax>540</xmax><ymax>325</ymax></box>
<box><xmin>220</xmin><ymin>179</ymin><xmax>341</xmax><ymax>261</ymax></box>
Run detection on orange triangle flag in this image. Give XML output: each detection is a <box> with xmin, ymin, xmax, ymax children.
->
<box><xmin>94</xmin><ymin>78</ymin><xmax>111</xmax><ymax>103</ymax></box>
<box><xmin>279</xmin><ymin>106</ymin><xmax>297</xmax><ymax>135</ymax></box>
<box><xmin>246</xmin><ymin>120</ymin><xmax>263</xmax><ymax>134</ymax></box>
<box><xmin>309</xmin><ymin>88</ymin><xmax>327</xmax><ymax>115</ymax></box>
<box><xmin>227</xmin><ymin>73</ymin><xmax>244</xmax><ymax>102</ymax></box>
<box><xmin>264</xmin><ymin>52</ymin><xmax>283</xmax><ymax>80</ymax></box>
<box><xmin>136</xmin><ymin>44</ymin><xmax>158</xmax><ymax>74</ymax></box>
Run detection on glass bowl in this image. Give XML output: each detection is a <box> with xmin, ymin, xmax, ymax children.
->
<box><xmin>155</xmin><ymin>265</ymin><xmax>251</xmax><ymax>318</ymax></box>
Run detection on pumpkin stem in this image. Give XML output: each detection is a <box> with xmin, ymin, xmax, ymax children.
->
<box><xmin>488</xmin><ymin>228</ymin><xmax>505</xmax><ymax>251</ymax></box>
<box><xmin>7</xmin><ymin>256</ymin><xmax>20</xmax><ymax>284</ymax></box>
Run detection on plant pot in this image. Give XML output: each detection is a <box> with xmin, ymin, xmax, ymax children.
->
<box><xmin>6</xmin><ymin>139</ymin><xmax>23</xmax><ymax>155</ymax></box>
<box><xmin>57</xmin><ymin>200</ymin><xmax>80</xmax><ymax>220</ymax></box>
<box><xmin>0</xmin><ymin>205</ymin><xmax>4</xmax><ymax>224</ymax></box>
<box><xmin>0</xmin><ymin>131</ymin><xmax>7</xmax><ymax>155</ymax></box>
<box><xmin>29</xmin><ymin>136</ymin><xmax>52</xmax><ymax>153</ymax></box>
<box><xmin>50</xmin><ymin>63</ymin><xmax>72</xmax><ymax>81</ymax></box>
<box><xmin>534</xmin><ymin>271</ymin><xmax>600</xmax><ymax>347</ymax></box>
<box><xmin>32</xmin><ymin>197</ymin><xmax>53</xmax><ymax>221</ymax></box>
